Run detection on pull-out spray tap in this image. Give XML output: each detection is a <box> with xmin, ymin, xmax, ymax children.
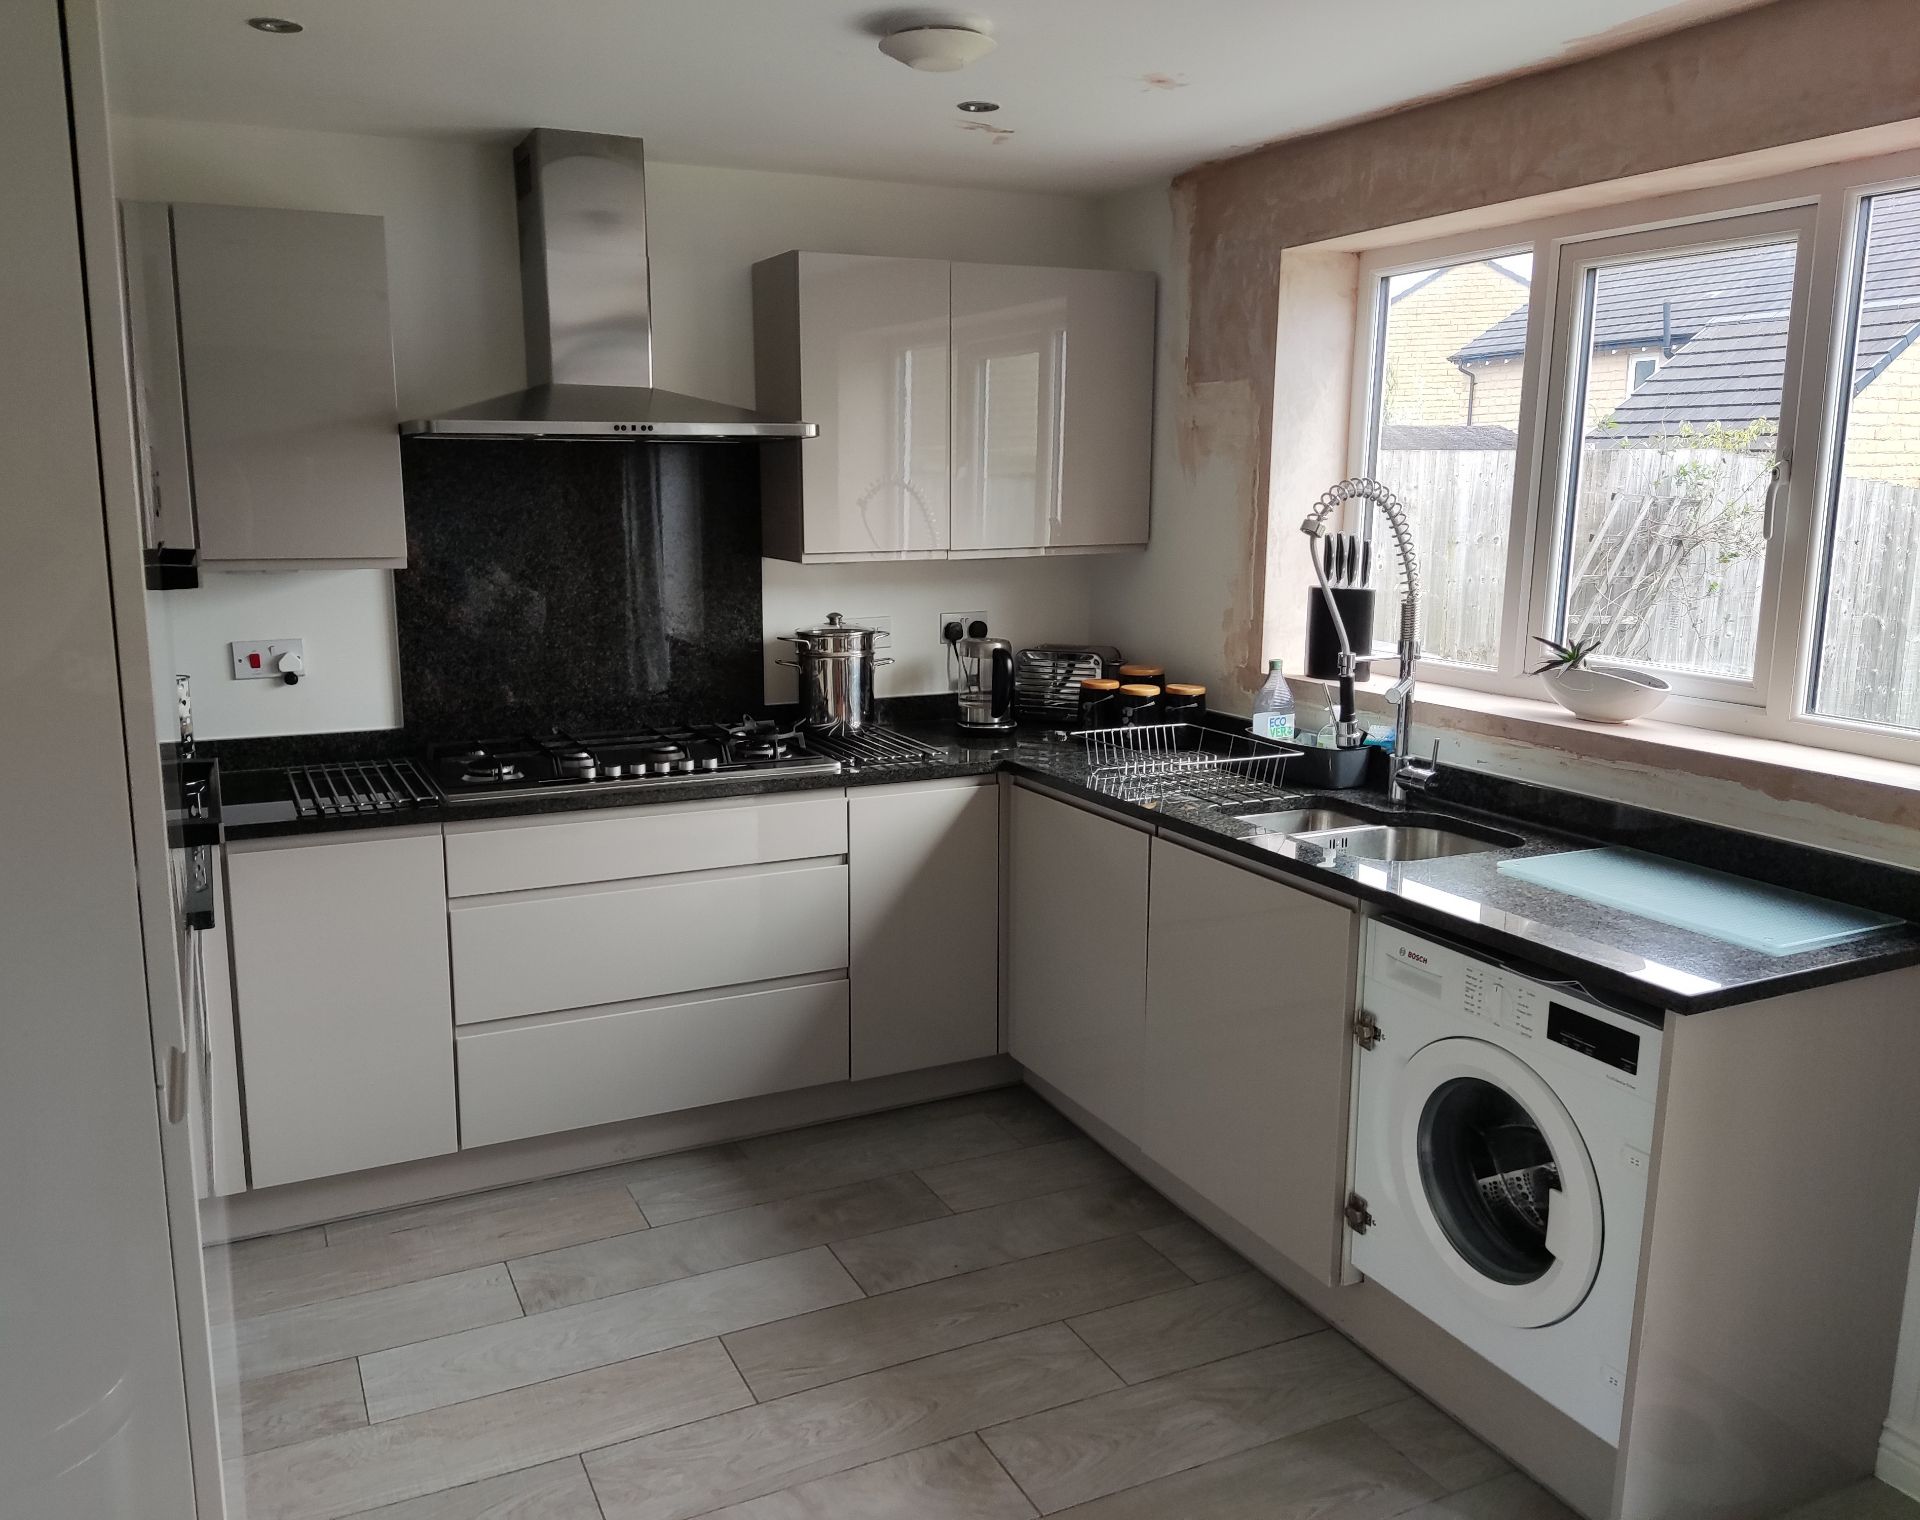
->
<box><xmin>1299</xmin><ymin>477</ymin><xmax>1436</xmax><ymax>803</ymax></box>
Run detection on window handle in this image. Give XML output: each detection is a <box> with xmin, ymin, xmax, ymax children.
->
<box><xmin>1764</xmin><ymin>452</ymin><xmax>1791</xmax><ymax>541</ymax></box>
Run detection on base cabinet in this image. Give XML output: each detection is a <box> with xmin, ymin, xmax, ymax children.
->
<box><xmin>849</xmin><ymin>779</ymin><xmax>1000</xmax><ymax>1080</ymax></box>
<box><xmin>225</xmin><ymin>830</ymin><xmax>456</xmax><ymax>1188</ymax></box>
<box><xmin>1006</xmin><ymin>786</ymin><xmax>1149</xmax><ymax>1136</ymax></box>
<box><xmin>1141</xmin><ymin>838</ymin><xmax>1355</xmax><ymax>1284</ymax></box>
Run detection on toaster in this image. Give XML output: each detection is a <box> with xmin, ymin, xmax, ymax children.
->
<box><xmin>1013</xmin><ymin>645</ymin><xmax>1124</xmax><ymax>724</ymax></box>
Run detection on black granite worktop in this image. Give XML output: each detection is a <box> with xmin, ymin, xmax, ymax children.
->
<box><xmin>211</xmin><ymin>717</ymin><xmax>1920</xmax><ymax>1016</ymax></box>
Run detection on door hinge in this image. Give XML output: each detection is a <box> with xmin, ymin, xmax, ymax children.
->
<box><xmin>1354</xmin><ymin>1011</ymin><xmax>1383</xmax><ymax>1051</ymax></box>
<box><xmin>1344</xmin><ymin>1192</ymin><xmax>1375</xmax><ymax>1234</ymax></box>
<box><xmin>164</xmin><ymin>1046</ymin><xmax>189</xmax><ymax>1125</ymax></box>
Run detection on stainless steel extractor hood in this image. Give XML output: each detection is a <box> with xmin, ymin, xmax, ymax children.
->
<box><xmin>401</xmin><ymin>130</ymin><xmax>814</xmax><ymax>440</ymax></box>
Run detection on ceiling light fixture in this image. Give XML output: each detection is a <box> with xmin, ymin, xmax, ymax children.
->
<box><xmin>956</xmin><ymin>100</ymin><xmax>1000</xmax><ymax>113</ymax></box>
<box><xmin>878</xmin><ymin>25</ymin><xmax>996</xmax><ymax>72</ymax></box>
<box><xmin>246</xmin><ymin>16</ymin><xmax>303</xmax><ymax>33</ymax></box>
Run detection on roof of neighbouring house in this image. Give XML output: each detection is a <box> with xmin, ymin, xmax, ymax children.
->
<box><xmin>1452</xmin><ymin>192</ymin><xmax>1920</xmax><ymax>365</ymax></box>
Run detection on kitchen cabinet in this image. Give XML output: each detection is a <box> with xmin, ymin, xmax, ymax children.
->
<box><xmin>1141</xmin><ymin>837</ymin><xmax>1355</xmax><ymax>1284</ymax></box>
<box><xmin>755</xmin><ymin>252</ymin><xmax>952</xmax><ymax>559</ymax></box>
<box><xmin>949</xmin><ymin>262</ymin><xmax>1155</xmax><ymax>554</ymax></box>
<box><xmin>189</xmin><ymin>850</ymin><xmax>246</xmax><ymax>1198</ymax></box>
<box><xmin>126</xmin><ymin>201</ymin><xmax>406</xmax><ymax>570</ymax></box>
<box><xmin>754</xmin><ymin>252</ymin><xmax>1154</xmax><ymax>561</ymax></box>
<box><xmin>225</xmin><ymin>828</ymin><xmax>456</xmax><ymax>1188</ymax></box>
<box><xmin>1005</xmin><ymin>785</ymin><xmax>1149</xmax><ymax>1136</ymax></box>
<box><xmin>848</xmin><ymin>778</ymin><xmax>1000</xmax><ymax>1080</ymax></box>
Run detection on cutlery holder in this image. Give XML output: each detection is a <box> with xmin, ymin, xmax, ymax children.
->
<box><xmin>1305</xmin><ymin>588</ymin><xmax>1375</xmax><ymax>681</ymax></box>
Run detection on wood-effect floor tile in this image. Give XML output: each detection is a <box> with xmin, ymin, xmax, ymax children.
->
<box><xmin>1137</xmin><ymin>1218</ymin><xmax>1250</xmax><ymax>1283</ymax></box>
<box><xmin>230</xmin><ymin>1338</ymin><xmax>749</xmax><ymax>1520</ymax></box>
<box><xmin>1046</xmin><ymin>1416</ymin><xmax>1442</xmax><ymax>1519</ymax></box>
<box><xmin>980</xmin><ymin>1331</ymin><xmax>1407</xmax><ymax>1513</ymax></box>
<box><xmin>1398</xmin><ymin>1470</ymin><xmax>1579</xmax><ymax>1519</ymax></box>
<box><xmin>1781</xmin><ymin>1480</ymin><xmax>1920</xmax><ymax>1520</ymax></box>
<box><xmin>510</xmin><ymin>1173</ymin><xmax>946</xmax><ymax>1314</ymax></box>
<box><xmin>226</xmin><ymin>1186</ymin><xmax>647</xmax><ymax>1318</ymax></box>
<box><xmin>687</xmin><ymin>1435</ymin><xmax>1037</xmax><ymax>1520</ymax></box>
<box><xmin>584</xmin><ymin>1323</ymin><xmax>1120</xmax><ymax>1520</ymax></box>
<box><xmin>337</xmin><ymin>1458</ymin><xmax>603</xmax><ymax>1520</ymax></box>
<box><xmin>214</xmin><ymin>1265</ymin><xmax>526</xmax><ymax>1381</ymax></box>
<box><xmin>723</xmin><ymin>1235</ymin><xmax>1188</xmax><ymax>1400</ymax></box>
<box><xmin>326</xmin><ymin>1170</ymin><xmax>638</xmax><ymax>1247</ymax></box>
<box><xmin>625</xmin><ymin>1109</ymin><xmax>1020</xmax><ymax>1226</ymax></box>
<box><xmin>1067</xmin><ymin>1271</ymin><xmax>1323</xmax><ymax>1383</ymax></box>
<box><xmin>947</xmin><ymin>1087</ymin><xmax>1081</xmax><ymax>1147</ymax></box>
<box><xmin>362</xmin><ymin>1247</ymin><xmax>861</xmax><ymax>1421</ymax></box>
<box><xmin>221</xmin><ymin>1358</ymin><xmax>366</xmax><ymax>1456</ymax></box>
<box><xmin>917</xmin><ymin>1139</ymin><xmax>1130</xmax><ymax>1213</ymax></box>
<box><xmin>1359</xmin><ymin>1397</ymin><xmax>1510</xmax><ymax>1493</ymax></box>
<box><xmin>828</xmin><ymin>1178</ymin><xmax>1178</xmax><ymax>1295</ymax></box>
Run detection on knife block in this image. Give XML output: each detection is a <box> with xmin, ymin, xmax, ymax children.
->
<box><xmin>1305</xmin><ymin>588</ymin><xmax>1374</xmax><ymax>681</ymax></box>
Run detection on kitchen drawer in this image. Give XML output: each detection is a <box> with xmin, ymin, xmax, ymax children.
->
<box><xmin>444</xmin><ymin>792</ymin><xmax>848</xmax><ymax>897</ymax></box>
<box><xmin>457</xmin><ymin>978</ymin><xmax>851</xmax><ymax>1148</ymax></box>
<box><xmin>450</xmin><ymin>858</ymin><xmax>849</xmax><ymax>1025</ymax></box>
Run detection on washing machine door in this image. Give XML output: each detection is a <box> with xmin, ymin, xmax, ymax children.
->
<box><xmin>1391</xmin><ymin>1037</ymin><xmax>1603</xmax><ymax>1328</ymax></box>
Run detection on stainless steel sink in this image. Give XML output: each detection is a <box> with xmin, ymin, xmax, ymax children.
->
<box><xmin>1239</xmin><ymin>795</ymin><xmax>1524</xmax><ymax>862</ymax></box>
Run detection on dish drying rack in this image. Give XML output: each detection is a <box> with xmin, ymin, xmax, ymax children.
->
<box><xmin>1079</xmin><ymin>724</ymin><xmax>1299</xmax><ymax>810</ymax></box>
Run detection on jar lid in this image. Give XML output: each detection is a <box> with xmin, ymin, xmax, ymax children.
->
<box><xmin>1164</xmin><ymin>683</ymin><xmax>1207</xmax><ymax>696</ymax></box>
<box><xmin>1080</xmin><ymin>678</ymin><xmax>1121</xmax><ymax>691</ymax></box>
<box><xmin>1118</xmin><ymin>683</ymin><xmax>1161</xmax><ymax>696</ymax></box>
<box><xmin>1118</xmin><ymin>664</ymin><xmax>1164</xmax><ymax>677</ymax></box>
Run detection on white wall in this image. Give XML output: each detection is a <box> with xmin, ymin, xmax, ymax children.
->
<box><xmin>110</xmin><ymin>117</ymin><xmax>1120</xmax><ymax>735</ymax></box>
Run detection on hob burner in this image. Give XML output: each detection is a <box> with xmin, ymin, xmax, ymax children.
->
<box><xmin>462</xmin><ymin>757</ymin><xmax>523</xmax><ymax>784</ymax></box>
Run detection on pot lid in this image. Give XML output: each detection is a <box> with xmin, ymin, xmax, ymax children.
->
<box><xmin>792</xmin><ymin>611</ymin><xmax>887</xmax><ymax>648</ymax></box>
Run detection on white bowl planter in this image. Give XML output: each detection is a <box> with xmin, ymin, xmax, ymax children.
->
<box><xmin>1539</xmin><ymin>664</ymin><xmax>1671</xmax><ymax>723</ymax></box>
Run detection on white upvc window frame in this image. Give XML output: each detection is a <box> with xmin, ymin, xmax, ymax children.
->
<box><xmin>1344</xmin><ymin>147</ymin><xmax>1920</xmax><ymax>767</ymax></box>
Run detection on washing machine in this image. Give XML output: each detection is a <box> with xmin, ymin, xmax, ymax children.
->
<box><xmin>1348</xmin><ymin>920</ymin><xmax>1662</xmax><ymax>1444</ymax></box>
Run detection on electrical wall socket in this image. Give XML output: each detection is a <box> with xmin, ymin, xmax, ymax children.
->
<box><xmin>938</xmin><ymin>610</ymin><xmax>989</xmax><ymax>643</ymax></box>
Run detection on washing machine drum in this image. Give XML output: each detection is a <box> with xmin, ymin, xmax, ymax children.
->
<box><xmin>1393</xmin><ymin>1038</ymin><xmax>1604</xmax><ymax>1328</ymax></box>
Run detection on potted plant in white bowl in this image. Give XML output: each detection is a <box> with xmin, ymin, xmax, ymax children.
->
<box><xmin>1531</xmin><ymin>635</ymin><xmax>1671</xmax><ymax>723</ymax></box>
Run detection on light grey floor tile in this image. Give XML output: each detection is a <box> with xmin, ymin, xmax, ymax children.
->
<box><xmin>585</xmin><ymin>1324</ymin><xmax>1119</xmax><ymax>1520</ymax></box>
<box><xmin>949</xmin><ymin>1087</ymin><xmax>1081</xmax><ymax>1147</ymax></box>
<box><xmin>337</xmin><ymin>1458</ymin><xmax>603</xmax><ymax>1520</ymax></box>
<box><xmin>327</xmin><ymin>1170</ymin><xmax>638</xmax><ymax>1247</ymax></box>
<box><xmin>1399</xmin><ymin>1470</ymin><xmax>1579</xmax><ymax>1519</ymax></box>
<box><xmin>1067</xmin><ymin>1269</ymin><xmax>1324</xmax><ymax>1383</ymax></box>
<box><xmin>222</xmin><ymin>1358</ymin><xmax>366</xmax><ymax>1456</ymax></box>
<box><xmin>230</xmin><ymin>1338</ymin><xmax>748</xmax><ymax>1520</ymax></box>
<box><xmin>829</xmin><ymin>1178</ymin><xmax>1178</xmax><ymax>1295</ymax></box>
<box><xmin>1782</xmin><ymin>1481</ymin><xmax>1920</xmax><ymax>1520</ymax></box>
<box><xmin>1138</xmin><ymin>1218</ymin><xmax>1250</xmax><ymax>1283</ymax></box>
<box><xmin>1359</xmin><ymin>1396</ymin><xmax>1509</xmax><ymax>1493</ymax></box>
<box><xmin>511</xmin><ymin>1173</ymin><xmax>946</xmax><ymax>1314</ymax></box>
<box><xmin>981</xmin><ymin>1331</ymin><xmax>1407</xmax><ymax>1513</ymax></box>
<box><xmin>918</xmin><ymin>1138</ymin><xmax>1130</xmax><ymax>1212</ymax></box>
<box><xmin>689</xmin><ymin>1435</ymin><xmax>1037</xmax><ymax>1520</ymax></box>
<box><xmin>626</xmin><ymin>1109</ymin><xmax>1020</xmax><ymax>1226</ymax></box>
<box><xmin>724</xmin><ymin>1235</ymin><xmax>1188</xmax><ymax>1400</ymax></box>
<box><xmin>228</xmin><ymin>1186</ymin><xmax>647</xmax><ymax>1318</ymax></box>
<box><xmin>214</xmin><ymin>1226</ymin><xmax>331</xmax><ymax>1266</ymax></box>
<box><xmin>363</xmin><ymin>1247</ymin><xmax>861</xmax><ymax>1421</ymax></box>
<box><xmin>214</xmin><ymin>1265</ymin><xmax>526</xmax><ymax>1381</ymax></box>
<box><xmin>1048</xmin><ymin>1416</ymin><xmax>1443</xmax><ymax>1519</ymax></box>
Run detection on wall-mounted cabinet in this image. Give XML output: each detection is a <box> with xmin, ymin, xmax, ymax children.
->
<box><xmin>121</xmin><ymin>201</ymin><xmax>407</xmax><ymax>573</ymax></box>
<box><xmin>754</xmin><ymin>251</ymin><xmax>1154</xmax><ymax>562</ymax></box>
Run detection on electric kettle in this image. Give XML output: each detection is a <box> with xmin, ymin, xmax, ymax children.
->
<box><xmin>949</xmin><ymin>620</ymin><xmax>1016</xmax><ymax>732</ymax></box>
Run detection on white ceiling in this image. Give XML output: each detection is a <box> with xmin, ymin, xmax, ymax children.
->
<box><xmin>105</xmin><ymin>0</ymin><xmax>1765</xmax><ymax>194</ymax></box>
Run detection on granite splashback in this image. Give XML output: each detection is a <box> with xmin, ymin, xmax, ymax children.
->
<box><xmin>395</xmin><ymin>440</ymin><xmax>763</xmax><ymax>739</ymax></box>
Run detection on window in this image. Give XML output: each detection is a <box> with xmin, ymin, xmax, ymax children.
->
<box><xmin>1346</xmin><ymin>152</ymin><xmax>1920</xmax><ymax>763</ymax></box>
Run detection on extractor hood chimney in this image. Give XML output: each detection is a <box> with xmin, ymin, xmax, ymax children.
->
<box><xmin>401</xmin><ymin>130</ymin><xmax>815</xmax><ymax>440</ymax></box>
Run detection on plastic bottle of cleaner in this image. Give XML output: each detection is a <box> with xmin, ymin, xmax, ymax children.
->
<box><xmin>1251</xmin><ymin>658</ymin><xmax>1295</xmax><ymax>741</ymax></box>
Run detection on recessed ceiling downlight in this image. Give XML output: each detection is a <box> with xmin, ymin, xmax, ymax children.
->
<box><xmin>957</xmin><ymin>100</ymin><xmax>1000</xmax><ymax>113</ymax></box>
<box><xmin>247</xmin><ymin>15</ymin><xmax>303</xmax><ymax>32</ymax></box>
<box><xmin>878</xmin><ymin>25</ymin><xmax>996</xmax><ymax>72</ymax></box>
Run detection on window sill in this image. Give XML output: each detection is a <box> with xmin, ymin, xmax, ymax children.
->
<box><xmin>1350</xmin><ymin>677</ymin><xmax>1920</xmax><ymax>834</ymax></box>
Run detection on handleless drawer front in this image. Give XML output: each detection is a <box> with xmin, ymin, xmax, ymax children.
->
<box><xmin>450</xmin><ymin>859</ymin><xmax>850</xmax><ymax>1025</ymax></box>
<box><xmin>444</xmin><ymin>792</ymin><xmax>848</xmax><ymax>897</ymax></box>
<box><xmin>457</xmin><ymin>978</ymin><xmax>850</xmax><ymax>1148</ymax></box>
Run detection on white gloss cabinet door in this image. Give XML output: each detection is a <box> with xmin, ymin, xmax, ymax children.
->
<box><xmin>1141</xmin><ymin>839</ymin><xmax>1355</xmax><ymax>1284</ymax></box>
<box><xmin>756</xmin><ymin>252</ymin><xmax>950</xmax><ymax>558</ymax></box>
<box><xmin>226</xmin><ymin>830</ymin><xmax>457</xmax><ymax>1188</ymax></box>
<box><xmin>949</xmin><ymin>262</ymin><xmax>1154</xmax><ymax>553</ymax></box>
<box><xmin>848</xmin><ymin>780</ymin><xmax>1000</xmax><ymax>1080</ymax></box>
<box><xmin>1006</xmin><ymin>786</ymin><xmax>1149</xmax><ymax>1137</ymax></box>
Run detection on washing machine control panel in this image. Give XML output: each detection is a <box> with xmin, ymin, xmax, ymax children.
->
<box><xmin>1365</xmin><ymin>923</ymin><xmax>1661</xmax><ymax>1099</ymax></box>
